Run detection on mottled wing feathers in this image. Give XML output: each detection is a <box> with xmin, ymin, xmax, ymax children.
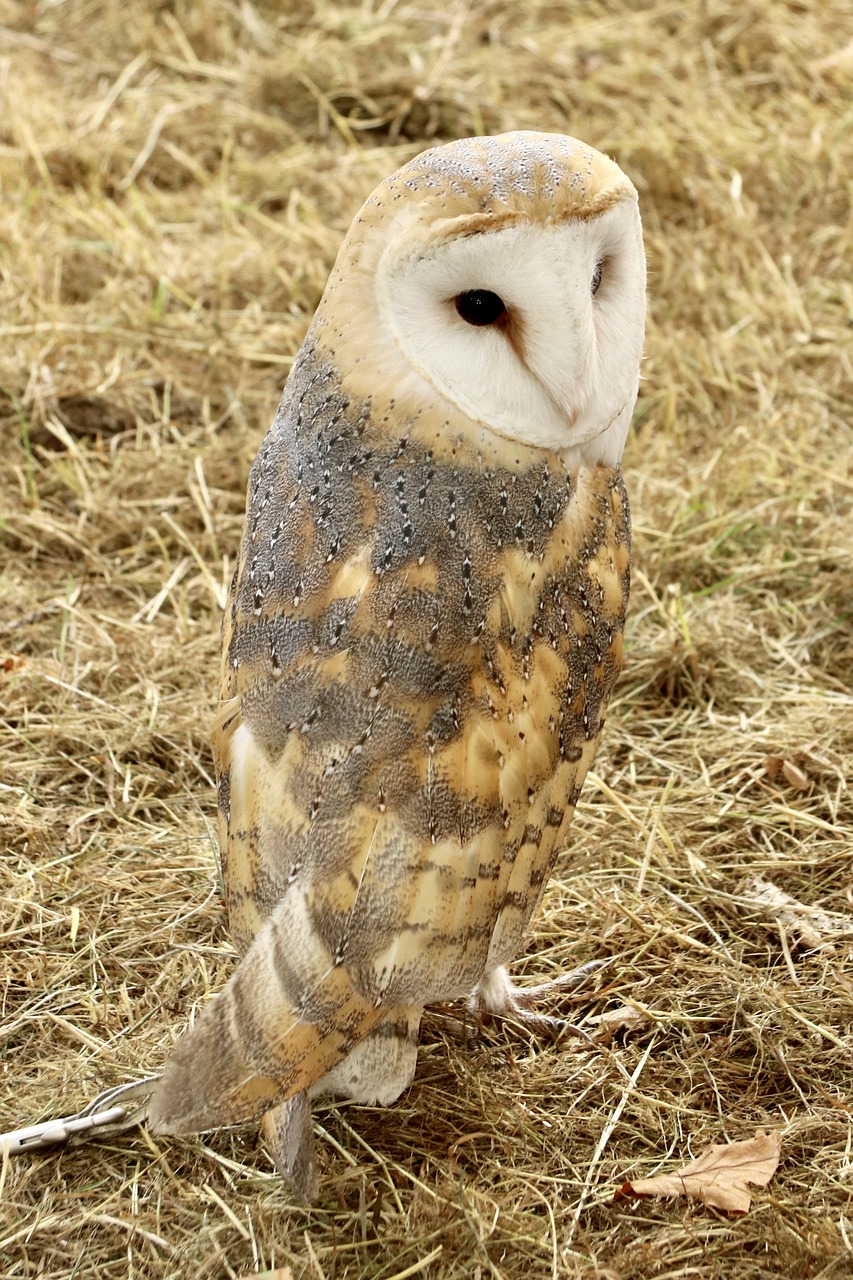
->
<box><xmin>149</xmin><ymin>341</ymin><xmax>630</xmax><ymax>1134</ymax></box>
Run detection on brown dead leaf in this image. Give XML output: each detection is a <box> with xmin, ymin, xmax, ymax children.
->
<box><xmin>781</xmin><ymin>759</ymin><xmax>810</xmax><ymax>790</ymax></box>
<box><xmin>762</xmin><ymin>753</ymin><xmax>782</xmax><ymax>781</ymax></box>
<box><xmin>591</xmin><ymin>1003</ymin><xmax>652</xmax><ymax>1041</ymax></box>
<box><xmin>745</xmin><ymin>876</ymin><xmax>853</xmax><ymax>949</ymax></box>
<box><xmin>615</xmin><ymin>1129</ymin><xmax>782</xmax><ymax>1214</ymax></box>
<box><xmin>239</xmin><ymin>1269</ymin><xmax>294</xmax><ymax>1280</ymax></box>
<box><xmin>763</xmin><ymin>754</ymin><xmax>810</xmax><ymax>790</ymax></box>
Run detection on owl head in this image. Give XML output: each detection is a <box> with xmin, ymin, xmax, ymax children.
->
<box><xmin>314</xmin><ymin>132</ymin><xmax>646</xmax><ymax>467</ymax></box>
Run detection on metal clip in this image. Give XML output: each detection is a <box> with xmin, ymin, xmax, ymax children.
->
<box><xmin>0</xmin><ymin>1075</ymin><xmax>160</xmax><ymax>1156</ymax></box>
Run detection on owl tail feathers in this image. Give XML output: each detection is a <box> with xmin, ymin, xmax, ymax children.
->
<box><xmin>147</xmin><ymin>907</ymin><xmax>384</xmax><ymax>1139</ymax></box>
<box><xmin>259</xmin><ymin>1093</ymin><xmax>319</xmax><ymax>1201</ymax></box>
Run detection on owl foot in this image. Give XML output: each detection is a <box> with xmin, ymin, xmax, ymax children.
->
<box><xmin>471</xmin><ymin>961</ymin><xmax>605</xmax><ymax>1042</ymax></box>
<box><xmin>260</xmin><ymin>1092</ymin><xmax>319</xmax><ymax>1203</ymax></box>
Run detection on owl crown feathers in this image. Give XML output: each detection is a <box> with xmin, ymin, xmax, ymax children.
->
<box><xmin>315</xmin><ymin>131</ymin><xmax>646</xmax><ymax>466</ymax></box>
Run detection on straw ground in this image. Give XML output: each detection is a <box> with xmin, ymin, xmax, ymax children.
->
<box><xmin>1</xmin><ymin>1</ymin><xmax>851</xmax><ymax>1277</ymax></box>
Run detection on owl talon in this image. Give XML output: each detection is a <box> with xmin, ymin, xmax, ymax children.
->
<box><xmin>507</xmin><ymin>958</ymin><xmax>608</xmax><ymax>1007</ymax></box>
<box><xmin>471</xmin><ymin>961</ymin><xmax>605</xmax><ymax>1044</ymax></box>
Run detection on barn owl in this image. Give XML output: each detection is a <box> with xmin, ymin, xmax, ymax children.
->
<box><xmin>149</xmin><ymin>132</ymin><xmax>645</xmax><ymax>1198</ymax></box>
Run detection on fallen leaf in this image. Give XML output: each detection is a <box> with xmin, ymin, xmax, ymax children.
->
<box><xmin>763</xmin><ymin>754</ymin><xmax>810</xmax><ymax>790</ymax></box>
<box><xmin>239</xmin><ymin>1269</ymin><xmax>294</xmax><ymax>1280</ymax></box>
<box><xmin>615</xmin><ymin>1129</ymin><xmax>781</xmax><ymax>1214</ymax></box>
<box><xmin>763</xmin><ymin>754</ymin><xmax>783</xmax><ymax>782</ymax></box>
<box><xmin>590</xmin><ymin>1003</ymin><xmax>652</xmax><ymax>1040</ymax></box>
<box><xmin>781</xmin><ymin>760</ymin><xmax>810</xmax><ymax>791</ymax></box>
<box><xmin>745</xmin><ymin>876</ymin><xmax>853</xmax><ymax>950</ymax></box>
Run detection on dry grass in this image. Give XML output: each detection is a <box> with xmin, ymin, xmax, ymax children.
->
<box><xmin>1</xmin><ymin>1</ymin><xmax>852</xmax><ymax>1276</ymax></box>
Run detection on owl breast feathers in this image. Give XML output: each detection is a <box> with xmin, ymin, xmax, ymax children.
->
<box><xmin>148</xmin><ymin>131</ymin><xmax>645</xmax><ymax>1197</ymax></box>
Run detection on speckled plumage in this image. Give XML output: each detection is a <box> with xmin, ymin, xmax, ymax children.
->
<box><xmin>149</xmin><ymin>132</ymin><xmax>644</xmax><ymax>1196</ymax></box>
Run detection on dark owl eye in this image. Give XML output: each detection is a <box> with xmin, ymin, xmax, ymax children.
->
<box><xmin>455</xmin><ymin>289</ymin><xmax>507</xmax><ymax>326</ymax></box>
<box><xmin>591</xmin><ymin>261</ymin><xmax>603</xmax><ymax>295</ymax></box>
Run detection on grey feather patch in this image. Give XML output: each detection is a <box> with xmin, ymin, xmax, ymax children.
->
<box><xmin>260</xmin><ymin>1093</ymin><xmax>319</xmax><ymax>1202</ymax></box>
